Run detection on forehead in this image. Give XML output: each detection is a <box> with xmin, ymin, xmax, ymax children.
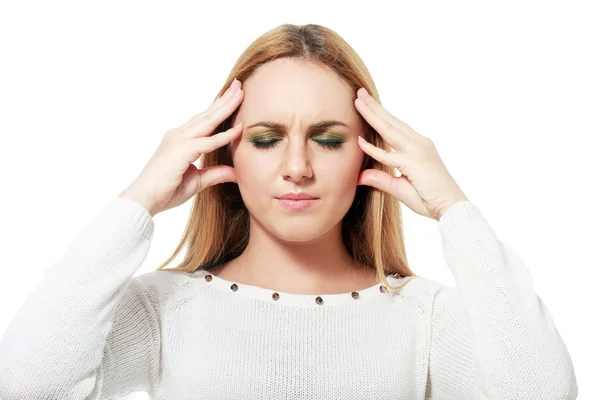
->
<box><xmin>237</xmin><ymin>58</ymin><xmax>355</xmax><ymax>123</ymax></box>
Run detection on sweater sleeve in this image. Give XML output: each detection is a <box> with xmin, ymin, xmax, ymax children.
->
<box><xmin>425</xmin><ymin>200</ymin><xmax>578</xmax><ymax>400</ymax></box>
<box><xmin>0</xmin><ymin>196</ymin><xmax>160</xmax><ymax>399</ymax></box>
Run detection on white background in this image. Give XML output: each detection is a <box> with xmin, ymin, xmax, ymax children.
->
<box><xmin>0</xmin><ymin>1</ymin><xmax>597</xmax><ymax>398</ymax></box>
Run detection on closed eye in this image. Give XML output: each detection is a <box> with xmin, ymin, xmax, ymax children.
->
<box><xmin>251</xmin><ymin>138</ymin><xmax>344</xmax><ymax>151</ymax></box>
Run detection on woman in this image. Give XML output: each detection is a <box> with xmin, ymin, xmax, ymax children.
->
<box><xmin>0</xmin><ymin>23</ymin><xmax>577</xmax><ymax>399</ymax></box>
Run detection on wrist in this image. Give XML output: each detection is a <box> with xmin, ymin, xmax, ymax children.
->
<box><xmin>118</xmin><ymin>187</ymin><xmax>158</xmax><ymax>217</ymax></box>
<box><xmin>436</xmin><ymin>194</ymin><xmax>469</xmax><ymax>221</ymax></box>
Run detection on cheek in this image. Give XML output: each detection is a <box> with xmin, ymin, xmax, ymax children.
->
<box><xmin>235</xmin><ymin>152</ymin><xmax>270</xmax><ymax>179</ymax></box>
<box><xmin>330</xmin><ymin>167</ymin><xmax>360</xmax><ymax>196</ymax></box>
<box><xmin>232</xmin><ymin>151</ymin><xmax>275</xmax><ymax>205</ymax></box>
<box><xmin>317</xmin><ymin>151</ymin><xmax>362</xmax><ymax>195</ymax></box>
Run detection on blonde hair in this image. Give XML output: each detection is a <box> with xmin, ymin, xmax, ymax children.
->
<box><xmin>155</xmin><ymin>23</ymin><xmax>417</xmax><ymax>291</ymax></box>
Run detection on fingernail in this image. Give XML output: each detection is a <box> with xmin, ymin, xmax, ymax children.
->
<box><xmin>225</xmin><ymin>79</ymin><xmax>236</xmax><ymax>94</ymax></box>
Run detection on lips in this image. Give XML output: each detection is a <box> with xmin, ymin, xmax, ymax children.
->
<box><xmin>276</xmin><ymin>198</ymin><xmax>319</xmax><ymax>211</ymax></box>
<box><xmin>276</xmin><ymin>193</ymin><xmax>319</xmax><ymax>200</ymax></box>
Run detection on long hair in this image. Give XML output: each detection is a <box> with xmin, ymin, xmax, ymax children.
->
<box><xmin>155</xmin><ymin>23</ymin><xmax>417</xmax><ymax>291</ymax></box>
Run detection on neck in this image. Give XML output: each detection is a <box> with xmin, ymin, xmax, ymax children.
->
<box><xmin>214</xmin><ymin>216</ymin><xmax>378</xmax><ymax>295</ymax></box>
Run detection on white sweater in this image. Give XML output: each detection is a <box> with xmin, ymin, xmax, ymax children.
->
<box><xmin>0</xmin><ymin>197</ymin><xmax>578</xmax><ymax>399</ymax></box>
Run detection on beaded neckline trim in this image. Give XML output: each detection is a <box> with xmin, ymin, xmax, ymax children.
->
<box><xmin>192</xmin><ymin>269</ymin><xmax>416</xmax><ymax>307</ymax></box>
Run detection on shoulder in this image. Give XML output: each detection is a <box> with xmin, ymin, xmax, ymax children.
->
<box><xmin>398</xmin><ymin>275</ymin><xmax>455</xmax><ymax>310</ymax></box>
<box><xmin>130</xmin><ymin>269</ymin><xmax>200</xmax><ymax>311</ymax></box>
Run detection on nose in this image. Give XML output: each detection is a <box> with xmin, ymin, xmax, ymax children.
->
<box><xmin>280</xmin><ymin>135</ymin><xmax>313</xmax><ymax>182</ymax></box>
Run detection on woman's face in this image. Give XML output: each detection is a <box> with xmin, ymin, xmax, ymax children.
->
<box><xmin>230</xmin><ymin>58</ymin><xmax>366</xmax><ymax>242</ymax></box>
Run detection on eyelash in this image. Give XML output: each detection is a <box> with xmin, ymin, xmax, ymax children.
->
<box><xmin>251</xmin><ymin>138</ymin><xmax>344</xmax><ymax>151</ymax></box>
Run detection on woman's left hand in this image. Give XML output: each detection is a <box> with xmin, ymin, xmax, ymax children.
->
<box><xmin>354</xmin><ymin>87</ymin><xmax>469</xmax><ymax>222</ymax></box>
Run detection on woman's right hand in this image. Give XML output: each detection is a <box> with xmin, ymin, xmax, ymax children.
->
<box><xmin>119</xmin><ymin>78</ymin><xmax>244</xmax><ymax>217</ymax></box>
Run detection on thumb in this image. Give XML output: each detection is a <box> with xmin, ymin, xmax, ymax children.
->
<box><xmin>357</xmin><ymin>169</ymin><xmax>423</xmax><ymax>212</ymax></box>
<box><xmin>357</xmin><ymin>169</ymin><xmax>400</xmax><ymax>193</ymax></box>
<box><xmin>181</xmin><ymin>164</ymin><xmax>237</xmax><ymax>199</ymax></box>
<box><xmin>195</xmin><ymin>165</ymin><xmax>238</xmax><ymax>190</ymax></box>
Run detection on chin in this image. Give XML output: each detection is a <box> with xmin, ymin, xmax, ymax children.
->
<box><xmin>269</xmin><ymin>221</ymin><xmax>330</xmax><ymax>244</ymax></box>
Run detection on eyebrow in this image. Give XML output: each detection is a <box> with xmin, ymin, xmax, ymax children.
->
<box><xmin>246</xmin><ymin>120</ymin><xmax>349</xmax><ymax>131</ymax></box>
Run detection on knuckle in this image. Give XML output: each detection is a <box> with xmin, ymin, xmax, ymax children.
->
<box><xmin>164</xmin><ymin>128</ymin><xmax>177</xmax><ymax>137</ymax></box>
<box><xmin>197</xmin><ymin>137</ymin><xmax>217</xmax><ymax>155</ymax></box>
<box><xmin>420</xmin><ymin>135</ymin><xmax>434</xmax><ymax>146</ymax></box>
<box><xmin>162</xmin><ymin>130</ymin><xmax>180</xmax><ymax>145</ymax></box>
<box><xmin>197</xmin><ymin>113</ymin><xmax>217</xmax><ymax>131</ymax></box>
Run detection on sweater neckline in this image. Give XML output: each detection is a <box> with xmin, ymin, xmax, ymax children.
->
<box><xmin>193</xmin><ymin>269</ymin><xmax>411</xmax><ymax>307</ymax></box>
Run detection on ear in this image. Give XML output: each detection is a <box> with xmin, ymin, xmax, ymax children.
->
<box><xmin>225</xmin><ymin>142</ymin><xmax>235</xmax><ymax>166</ymax></box>
<box><xmin>360</xmin><ymin>152</ymin><xmax>369</xmax><ymax>170</ymax></box>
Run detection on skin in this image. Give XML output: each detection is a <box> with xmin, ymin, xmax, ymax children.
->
<box><xmin>211</xmin><ymin>57</ymin><xmax>379</xmax><ymax>295</ymax></box>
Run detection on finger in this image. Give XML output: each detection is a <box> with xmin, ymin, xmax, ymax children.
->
<box><xmin>357</xmin><ymin>168</ymin><xmax>397</xmax><ymax>193</ymax></box>
<box><xmin>358</xmin><ymin>88</ymin><xmax>422</xmax><ymax>139</ymax></box>
<box><xmin>197</xmin><ymin>165</ymin><xmax>238</xmax><ymax>192</ymax></box>
<box><xmin>181</xmin><ymin>79</ymin><xmax>242</xmax><ymax>131</ymax></box>
<box><xmin>357</xmin><ymin>88</ymin><xmax>403</xmax><ymax>129</ymax></box>
<box><xmin>355</xmin><ymin>89</ymin><xmax>416</xmax><ymax>147</ymax></box>
<box><xmin>197</xmin><ymin>80</ymin><xmax>242</xmax><ymax>123</ymax></box>
<box><xmin>358</xmin><ymin>170</ymin><xmax>427</xmax><ymax>216</ymax></box>
<box><xmin>355</xmin><ymin>97</ymin><xmax>405</xmax><ymax>151</ymax></box>
<box><xmin>189</xmin><ymin>89</ymin><xmax>244</xmax><ymax>138</ymax></box>
<box><xmin>194</xmin><ymin>121</ymin><xmax>244</xmax><ymax>154</ymax></box>
<box><xmin>358</xmin><ymin>135</ymin><xmax>404</xmax><ymax>169</ymax></box>
<box><xmin>357</xmin><ymin>88</ymin><xmax>409</xmax><ymax>129</ymax></box>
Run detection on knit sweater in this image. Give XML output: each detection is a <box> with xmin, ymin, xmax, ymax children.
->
<box><xmin>0</xmin><ymin>197</ymin><xmax>578</xmax><ymax>399</ymax></box>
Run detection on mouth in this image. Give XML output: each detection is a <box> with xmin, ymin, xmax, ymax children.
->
<box><xmin>275</xmin><ymin>198</ymin><xmax>319</xmax><ymax>211</ymax></box>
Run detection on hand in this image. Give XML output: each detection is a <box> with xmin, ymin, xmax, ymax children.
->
<box><xmin>354</xmin><ymin>88</ymin><xmax>469</xmax><ymax>221</ymax></box>
<box><xmin>119</xmin><ymin>78</ymin><xmax>245</xmax><ymax>217</ymax></box>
